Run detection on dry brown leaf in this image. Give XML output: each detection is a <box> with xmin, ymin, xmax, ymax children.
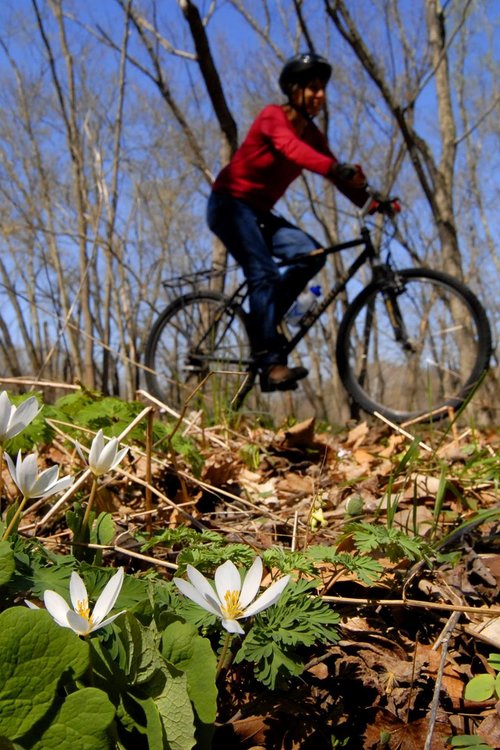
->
<box><xmin>306</xmin><ymin>662</ymin><xmax>329</xmax><ymax>680</ymax></box>
<box><xmin>275</xmin><ymin>472</ymin><xmax>314</xmax><ymax>498</ymax></box>
<box><xmin>363</xmin><ymin>709</ymin><xmax>451</xmax><ymax>749</ymax></box>
<box><xmin>377</xmin><ymin>434</ymin><xmax>407</xmax><ymax>457</ymax></box>
<box><xmin>282</xmin><ymin>416</ymin><xmax>316</xmax><ymax>447</ymax></box>
<box><xmin>345</xmin><ymin>421</ymin><xmax>370</xmax><ymax>449</ymax></box>
<box><xmin>477</xmin><ymin>703</ymin><xmax>500</xmax><ymax>749</ymax></box>
<box><xmin>201</xmin><ymin>454</ymin><xmax>241</xmax><ymax>485</ymax></box>
<box><xmin>467</xmin><ymin>616</ymin><xmax>500</xmax><ymax>650</ymax></box>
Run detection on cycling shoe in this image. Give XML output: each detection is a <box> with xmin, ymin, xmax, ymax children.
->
<box><xmin>260</xmin><ymin>364</ymin><xmax>308</xmax><ymax>392</ymax></box>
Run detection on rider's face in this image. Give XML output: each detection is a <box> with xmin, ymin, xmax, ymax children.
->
<box><xmin>291</xmin><ymin>77</ymin><xmax>327</xmax><ymax>117</ymax></box>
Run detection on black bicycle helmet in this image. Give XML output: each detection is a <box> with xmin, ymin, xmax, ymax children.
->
<box><xmin>279</xmin><ymin>52</ymin><xmax>332</xmax><ymax>95</ymax></box>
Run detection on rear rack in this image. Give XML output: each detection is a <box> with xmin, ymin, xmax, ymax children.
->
<box><xmin>161</xmin><ymin>264</ymin><xmax>240</xmax><ymax>290</ymax></box>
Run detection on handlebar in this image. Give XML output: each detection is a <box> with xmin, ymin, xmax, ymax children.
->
<box><xmin>358</xmin><ymin>189</ymin><xmax>401</xmax><ymax>223</ymax></box>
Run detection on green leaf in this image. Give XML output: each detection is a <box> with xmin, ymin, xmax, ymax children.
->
<box><xmin>488</xmin><ymin>652</ymin><xmax>500</xmax><ymax>671</ymax></box>
<box><xmin>19</xmin><ymin>557</ymin><xmax>74</xmax><ymax>599</ymax></box>
<box><xmin>234</xmin><ymin>578</ymin><xmax>340</xmax><ymax>688</ymax></box>
<box><xmin>448</xmin><ymin>735</ymin><xmax>493</xmax><ymax>748</ymax></box>
<box><xmin>161</xmin><ymin>621</ymin><xmax>217</xmax><ymax>725</ymax></box>
<box><xmin>91</xmin><ymin>614</ymin><xmax>196</xmax><ymax>750</ymax></box>
<box><xmin>464</xmin><ymin>673</ymin><xmax>496</xmax><ymax>702</ymax></box>
<box><xmin>153</xmin><ymin>669</ymin><xmax>196</xmax><ymax>750</ymax></box>
<box><xmin>0</xmin><ymin>608</ymin><xmax>89</xmax><ymax>740</ymax></box>
<box><xmin>125</xmin><ymin>694</ymin><xmax>165</xmax><ymax>750</ymax></box>
<box><xmin>91</xmin><ymin>513</ymin><xmax>115</xmax><ymax>546</ymax></box>
<box><xmin>0</xmin><ymin>542</ymin><xmax>15</xmax><ymax>586</ymax></box>
<box><xmin>26</xmin><ymin>688</ymin><xmax>115</xmax><ymax>750</ymax></box>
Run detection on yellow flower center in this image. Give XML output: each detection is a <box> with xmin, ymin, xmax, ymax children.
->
<box><xmin>222</xmin><ymin>590</ymin><xmax>243</xmax><ymax>619</ymax></box>
<box><xmin>75</xmin><ymin>599</ymin><xmax>92</xmax><ymax>623</ymax></box>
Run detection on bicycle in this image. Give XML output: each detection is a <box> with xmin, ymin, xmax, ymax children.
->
<box><xmin>144</xmin><ymin>198</ymin><xmax>492</xmax><ymax>424</ymax></box>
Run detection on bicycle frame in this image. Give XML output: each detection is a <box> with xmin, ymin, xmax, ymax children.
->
<box><xmin>279</xmin><ymin>225</ymin><xmax>379</xmax><ymax>355</ymax></box>
<box><xmin>226</xmin><ymin>222</ymin><xmax>392</xmax><ymax>408</ymax></box>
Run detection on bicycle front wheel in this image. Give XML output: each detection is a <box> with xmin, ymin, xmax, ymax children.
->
<box><xmin>336</xmin><ymin>268</ymin><xmax>492</xmax><ymax>424</ymax></box>
<box><xmin>144</xmin><ymin>291</ymin><xmax>255</xmax><ymax>417</ymax></box>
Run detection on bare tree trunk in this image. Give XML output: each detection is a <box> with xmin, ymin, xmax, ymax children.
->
<box><xmin>38</xmin><ymin>0</ymin><xmax>96</xmax><ymax>386</ymax></box>
<box><xmin>325</xmin><ymin>0</ymin><xmax>465</xmax><ymax>279</ymax></box>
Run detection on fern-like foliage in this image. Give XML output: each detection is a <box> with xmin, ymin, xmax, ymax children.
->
<box><xmin>234</xmin><ymin>578</ymin><xmax>340</xmax><ymax>689</ymax></box>
<box><xmin>307</xmin><ymin>545</ymin><xmax>384</xmax><ymax>584</ymax></box>
<box><xmin>342</xmin><ymin>521</ymin><xmax>436</xmax><ymax>563</ymax></box>
<box><xmin>142</xmin><ymin>526</ymin><xmax>255</xmax><ymax>572</ymax></box>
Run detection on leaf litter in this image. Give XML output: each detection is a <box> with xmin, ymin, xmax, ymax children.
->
<box><xmin>16</xmin><ymin>409</ymin><xmax>500</xmax><ymax>749</ymax></box>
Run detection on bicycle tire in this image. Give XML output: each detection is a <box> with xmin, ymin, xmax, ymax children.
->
<box><xmin>144</xmin><ymin>291</ymin><xmax>255</xmax><ymax>416</ymax></box>
<box><xmin>336</xmin><ymin>268</ymin><xmax>492</xmax><ymax>424</ymax></box>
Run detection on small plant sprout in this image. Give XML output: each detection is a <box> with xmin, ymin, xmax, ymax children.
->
<box><xmin>43</xmin><ymin>567</ymin><xmax>125</xmax><ymax>636</ymax></box>
<box><xmin>174</xmin><ymin>556</ymin><xmax>290</xmax><ymax>635</ymax></box>
<box><xmin>2</xmin><ymin>451</ymin><xmax>74</xmax><ymax>540</ymax></box>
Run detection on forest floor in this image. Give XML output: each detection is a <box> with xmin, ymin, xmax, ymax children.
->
<box><xmin>24</xmin><ymin>406</ymin><xmax>500</xmax><ymax>750</ymax></box>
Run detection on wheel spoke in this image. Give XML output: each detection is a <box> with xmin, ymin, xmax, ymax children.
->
<box><xmin>145</xmin><ymin>292</ymin><xmax>256</xmax><ymax>419</ymax></box>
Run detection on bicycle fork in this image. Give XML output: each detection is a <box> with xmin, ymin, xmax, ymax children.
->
<box><xmin>381</xmin><ymin>279</ymin><xmax>416</xmax><ymax>354</ymax></box>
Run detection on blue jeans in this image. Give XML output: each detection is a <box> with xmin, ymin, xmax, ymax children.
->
<box><xmin>207</xmin><ymin>192</ymin><xmax>325</xmax><ymax>367</ymax></box>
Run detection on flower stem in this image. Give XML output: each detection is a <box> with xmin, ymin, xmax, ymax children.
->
<box><xmin>215</xmin><ymin>631</ymin><xmax>233</xmax><ymax>680</ymax></box>
<box><xmin>81</xmin><ymin>477</ymin><xmax>98</xmax><ymax>536</ymax></box>
<box><xmin>2</xmin><ymin>494</ymin><xmax>29</xmax><ymax>540</ymax></box>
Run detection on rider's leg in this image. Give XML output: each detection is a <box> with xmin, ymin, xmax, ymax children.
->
<box><xmin>206</xmin><ymin>193</ymin><xmax>285</xmax><ymax>367</ymax></box>
<box><xmin>265</xmin><ymin>216</ymin><xmax>326</xmax><ymax>320</ymax></box>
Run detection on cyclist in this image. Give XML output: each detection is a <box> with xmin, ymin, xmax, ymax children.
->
<box><xmin>207</xmin><ymin>52</ymin><xmax>377</xmax><ymax>392</ymax></box>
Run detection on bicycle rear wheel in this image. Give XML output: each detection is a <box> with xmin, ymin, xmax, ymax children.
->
<box><xmin>144</xmin><ymin>291</ymin><xmax>255</xmax><ymax>417</ymax></box>
<box><xmin>336</xmin><ymin>268</ymin><xmax>492</xmax><ymax>424</ymax></box>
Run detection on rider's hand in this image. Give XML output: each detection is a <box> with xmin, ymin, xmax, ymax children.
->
<box><xmin>368</xmin><ymin>196</ymin><xmax>401</xmax><ymax>217</ymax></box>
<box><xmin>332</xmin><ymin>162</ymin><xmax>367</xmax><ymax>189</ymax></box>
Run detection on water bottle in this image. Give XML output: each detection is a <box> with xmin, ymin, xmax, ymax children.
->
<box><xmin>285</xmin><ymin>285</ymin><xmax>322</xmax><ymax>326</ymax></box>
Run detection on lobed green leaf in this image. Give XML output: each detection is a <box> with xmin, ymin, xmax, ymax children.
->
<box><xmin>0</xmin><ymin>542</ymin><xmax>15</xmax><ymax>587</ymax></box>
<box><xmin>0</xmin><ymin>608</ymin><xmax>89</xmax><ymax>740</ymax></box>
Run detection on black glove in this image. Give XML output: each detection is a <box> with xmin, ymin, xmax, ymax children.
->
<box><xmin>332</xmin><ymin>162</ymin><xmax>367</xmax><ymax>189</ymax></box>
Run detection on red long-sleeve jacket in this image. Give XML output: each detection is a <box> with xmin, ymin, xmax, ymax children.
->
<box><xmin>212</xmin><ymin>104</ymin><xmax>369</xmax><ymax>212</ymax></box>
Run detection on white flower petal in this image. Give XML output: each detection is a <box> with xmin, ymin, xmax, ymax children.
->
<box><xmin>88</xmin><ymin>430</ymin><xmax>105</xmax><ymax>469</ymax></box>
<box><xmin>109</xmin><ymin>446</ymin><xmax>128</xmax><ymax>471</ymax></box>
<box><xmin>8</xmin><ymin>396</ymin><xmax>39</xmax><ymax>438</ymax></box>
<box><xmin>4</xmin><ymin>452</ymin><xmax>16</xmax><ymax>481</ymax></box>
<box><xmin>94</xmin><ymin>439</ymin><xmax>118</xmax><ymax>474</ymax></box>
<box><xmin>38</xmin><ymin>475</ymin><xmax>73</xmax><ymax>499</ymax></box>
<box><xmin>66</xmin><ymin>610</ymin><xmax>92</xmax><ymax>635</ymax></box>
<box><xmin>221</xmin><ymin>618</ymin><xmax>245</xmax><ymax>635</ymax></box>
<box><xmin>186</xmin><ymin>565</ymin><xmax>221</xmax><ymax>603</ymax></box>
<box><xmin>91</xmin><ymin>567</ymin><xmax>124</xmax><ymax>625</ymax></box>
<box><xmin>25</xmin><ymin>600</ymin><xmax>40</xmax><ymax>609</ymax></box>
<box><xmin>44</xmin><ymin>590</ymin><xmax>72</xmax><ymax>629</ymax></box>
<box><xmin>214</xmin><ymin>560</ymin><xmax>241</xmax><ymax>603</ymax></box>
<box><xmin>239</xmin><ymin>557</ymin><xmax>263</xmax><ymax>609</ymax></box>
<box><xmin>75</xmin><ymin>441</ymin><xmax>87</xmax><ymax>464</ymax></box>
<box><xmin>174</xmin><ymin>578</ymin><xmax>222</xmax><ymax>617</ymax></box>
<box><xmin>89</xmin><ymin>610</ymin><xmax>125</xmax><ymax>633</ymax></box>
<box><xmin>17</xmin><ymin>452</ymin><xmax>38</xmax><ymax>496</ymax></box>
<box><xmin>242</xmin><ymin>575</ymin><xmax>290</xmax><ymax>619</ymax></box>
<box><xmin>31</xmin><ymin>465</ymin><xmax>59</xmax><ymax>497</ymax></box>
<box><xmin>69</xmin><ymin>572</ymin><xmax>89</xmax><ymax>611</ymax></box>
<box><xmin>0</xmin><ymin>392</ymin><xmax>12</xmax><ymax>437</ymax></box>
